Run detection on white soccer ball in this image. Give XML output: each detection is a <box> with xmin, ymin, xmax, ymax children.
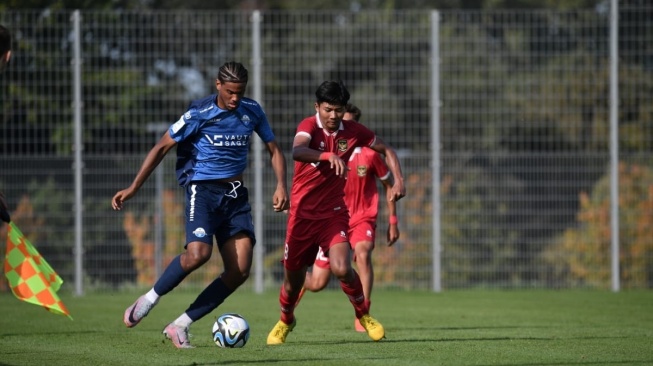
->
<box><xmin>212</xmin><ymin>313</ymin><xmax>250</xmax><ymax>348</ymax></box>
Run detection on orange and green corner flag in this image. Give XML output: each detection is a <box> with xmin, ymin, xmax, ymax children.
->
<box><xmin>4</xmin><ymin>222</ymin><xmax>72</xmax><ymax>319</ymax></box>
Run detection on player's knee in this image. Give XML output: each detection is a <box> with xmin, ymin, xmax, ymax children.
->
<box><xmin>356</xmin><ymin>251</ymin><xmax>371</xmax><ymax>265</ymax></box>
<box><xmin>182</xmin><ymin>250</ymin><xmax>211</xmax><ymax>270</ymax></box>
<box><xmin>232</xmin><ymin>264</ymin><xmax>251</xmax><ymax>278</ymax></box>
<box><xmin>308</xmin><ymin>273</ymin><xmax>329</xmax><ymax>291</ymax></box>
<box><xmin>314</xmin><ymin>277</ymin><xmax>329</xmax><ymax>291</ymax></box>
<box><xmin>225</xmin><ymin>267</ymin><xmax>250</xmax><ymax>285</ymax></box>
<box><xmin>330</xmin><ymin>262</ymin><xmax>349</xmax><ymax>279</ymax></box>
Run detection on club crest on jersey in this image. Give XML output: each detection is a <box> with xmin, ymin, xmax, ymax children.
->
<box><xmin>337</xmin><ymin>139</ymin><xmax>348</xmax><ymax>152</ymax></box>
<box><xmin>357</xmin><ymin>165</ymin><xmax>367</xmax><ymax>177</ymax></box>
<box><xmin>193</xmin><ymin>227</ymin><xmax>207</xmax><ymax>238</ymax></box>
<box><xmin>241</xmin><ymin>114</ymin><xmax>251</xmax><ymax>126</ymax></box>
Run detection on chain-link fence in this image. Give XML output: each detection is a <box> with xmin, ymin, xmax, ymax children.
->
<box><xmin>1</xmin><ymin>3</ymin><xmax>652</xmax><ymax>293</ymax></box>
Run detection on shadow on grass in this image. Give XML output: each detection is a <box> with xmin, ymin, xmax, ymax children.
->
<box><xmin>475</xmin><ymin>361</ymin><xmax>653</xmax><ymax>366</ymax></box>
<box><xmin>171</xmin><ymin>355</ymin><xmax>395</xmax><ymax>366</ymax></box>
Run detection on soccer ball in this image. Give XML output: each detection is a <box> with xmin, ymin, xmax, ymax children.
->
<box><xmin>212</xmin><ymin>313</ymin><xmax>250</xmax><ymax>348</ymax></box>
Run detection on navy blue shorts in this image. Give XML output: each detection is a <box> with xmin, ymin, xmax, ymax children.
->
<box><xmin>184</xmin><ymin>181</ymin><xmax>255</xmax><ymax>248</ymax></box>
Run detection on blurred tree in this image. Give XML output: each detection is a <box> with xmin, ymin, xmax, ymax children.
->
<box><xmin>543</xmin><ymin>162</ymin><xmax>653</xmax><ymax>288</ymax></box>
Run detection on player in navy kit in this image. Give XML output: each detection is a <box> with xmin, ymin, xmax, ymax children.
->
<box><xmin>112</xmin><ymin>61</ymin><xmax>289</xmax><ymax>349</ymax></box>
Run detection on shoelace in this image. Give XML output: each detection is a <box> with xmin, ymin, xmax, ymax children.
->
<box><xmin>362</xmin><ymin>317</ymin><xmax>378</xmax><ymax>328</ymax></box>
<box><xmin>273</xmin><ymin>324</ymin><xmax>290</xmax><ymax>337</ymax></box>
<box><xmin>133</xmin><ymin>299</ymin><xmax>153</xmax><ymax>318</ymax></box>
<box><xmin>225</xmin><ymin>181</ymin><xmax>242</xmax><ymax>198</ymax></box>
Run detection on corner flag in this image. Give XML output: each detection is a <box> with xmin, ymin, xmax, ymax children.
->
<box><xmin>4</xmin><ymin>222</ymin><xmax>72</xmax><ymax>319</ymax></box>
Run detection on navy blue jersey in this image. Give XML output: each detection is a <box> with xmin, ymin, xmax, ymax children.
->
<box><xmin>171</xmin><ymin>94</ymin><xmax>275</xmax><ymax>186</ymax></box>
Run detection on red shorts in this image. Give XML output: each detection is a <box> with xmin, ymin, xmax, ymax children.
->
<box><xmin>283</xmin><ymin>212</ymin><xmax>349</xmax><ymax>271</ymax></box>
<box><xmin>314</xmin><ymin>218</ymin><xmax>376</xmax><ymax>269</ymax></box>
<box><xmin>349</xmin><ymin>219</ymin><xmax>376</xmax><ymax>248</ymax></box>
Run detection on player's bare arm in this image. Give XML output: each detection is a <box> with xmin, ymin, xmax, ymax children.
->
<box><xmin>292</xmin><ymin>134</ymin><xmax>347</xmax><ymax>177</ymax></box>
<box><xmin>381</xmin><ymin>178</ymin><xmax>400</xmax><ymax>246</ymax></box>
<box><xmin>266</xmin><ymin>140</ymin><xmax>290</xmax><ymax>212</ymax></box>
<box><xmin>112</xmin><ymin>132</ymin><xmax>177</xmax><ymax>210</ymax></box>
<box><xmin>370</xmin><ymin>137</ymin><xmax>405</xmax><ymax>201</ymax></box>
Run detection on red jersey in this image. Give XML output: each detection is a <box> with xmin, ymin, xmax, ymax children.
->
<box><xmin>344</xmin><ymin>146</ymin><xmax>390</xmax><ymax>226</ymax></box>
<box><xmin>290</xmin><ymin>114</ymin><xmax>376</xmax><ymax>219</ymax></box>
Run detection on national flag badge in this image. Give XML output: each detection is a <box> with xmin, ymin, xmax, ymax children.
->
<box><xmin>337</xmin><ymin>139</ymin><xmax>348</xmax><ymax>152</ymax></box>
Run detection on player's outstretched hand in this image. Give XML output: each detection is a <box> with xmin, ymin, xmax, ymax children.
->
<box><xmin>327</xmin><ymin>154</ymin><xmax>348</xmax><ymax>178</ymax></box>
<box><xmin>112</xmin><ymin>187</ymin><xmax>136</xmax><ymax>211</ymax></box>
<box><xmin>388</xmin><ymin>181</ymin><xmax>406</xmax><ymax>202</ymax></box>
<box><xmin>387</xmin><ymin>223</ymin><xmax>399</xmax><ymax>246</ymax></box>
<box><xmin>272</xmin><ymin>187</ymin><xmax>289</xmax><ymax>212</ymax></box>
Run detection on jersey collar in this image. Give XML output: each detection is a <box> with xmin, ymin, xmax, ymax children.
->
<box><xmin>316</xmin><ymin>113</ymin><xmax>344</xmax><ymax>135</ymax></box>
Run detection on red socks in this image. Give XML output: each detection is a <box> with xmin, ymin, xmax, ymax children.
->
<box><xmin>279</xmin><ymin>286</ymin><xmax>298</xmax><ymax>325</ymax></box>
<box><xmin>339</xmin><ymin>271</ymin><xmax>369</xmax><ymax>318</ymax></box>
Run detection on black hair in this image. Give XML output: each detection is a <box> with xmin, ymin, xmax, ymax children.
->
<box><xmin>218</xmin><ymin>61</ymin><xmax>248</xmax><ymax>83</ymax></box>
<box><xmin>0</xmin><ymin>25</ymin><xmax>11</xmax><ymax>55</ymax></box>
<box><xmin>345</xmin><ymin>103</ymin><xmax>362</xmax><ymax>122</ymax></box>
<box><xmin>315</xmin><ymin>80</ymin><xmax>350</xmax><ymax>106</ymax></box>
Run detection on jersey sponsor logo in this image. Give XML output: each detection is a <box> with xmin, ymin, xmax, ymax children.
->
<box><xmin>337</xmin><ymin>139</ymin><xmax>348</xmax><ymax>152</ymax></box>
<box><xmin>172</xmin><ymin>118</ymin><xmax>185</xmax><ymax>133</ymax></box>
<box><xmin>193</xmin><ymin>227</ymin><xmax>207</xmax><ymax>238</ymax></box>
<box><xmin>357</xmin><ymin>165</ymin><xmax>367</xmax><ymax>177</ymax></box>
<box><xmin>199</xmin><ymin>105</ymin><xmax>214</xmax><ymax>113</ymax></box>
<box><xmin>204</xmin><ymin>134</ymin><xmax>251</xmax><ymax>147</ymax></box>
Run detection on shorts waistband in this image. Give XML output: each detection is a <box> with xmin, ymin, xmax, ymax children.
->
<box><xmin>190</xmin><ymin>179</ymin><xmax>243</xmax><ymax>188</ymax></box>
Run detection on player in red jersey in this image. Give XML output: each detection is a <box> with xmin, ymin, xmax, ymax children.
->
<box><xmin>267</xmin><ymin>81</ymin><xmax>405</xmax><ymax>345</ymax></box>
<box><xmin>298</xmin><ymin>103</ymin><xmax>400</xmax><ymax>332</ymax></box>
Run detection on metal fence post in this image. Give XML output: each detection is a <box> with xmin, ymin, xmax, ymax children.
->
<box><xmin>431</xmin><ymin>10</ymin><xmax>442</xmax><ymax>293</ymax></box>
<box><xmin>251</xmin><ymin>10</ymin><xmax>264</xmax><ymax>294</ymax></box>
<box><xmin>609</xmin><ymin>0</ymin><xmax>620</xmax><ymax>292</ymax></box>
<box><xmin>71</xmin><ymin>9</ymin><xmax>84</xmax><ymax>296</ymax></box>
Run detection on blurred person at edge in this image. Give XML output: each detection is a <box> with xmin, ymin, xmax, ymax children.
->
<box><xmin>1</xmin><ymin>24</ymin><xmax>13</xmax><ymax>224</ymax></box>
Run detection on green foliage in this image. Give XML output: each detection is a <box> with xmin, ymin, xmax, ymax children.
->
<box><xmin>7</xmin><ymin>178</ymin><xmax>75</xmax><ymax>275</ymax></box>
<box><xmin>544</xmin><ymin>161</ymin><xmax>653</xmax><ymax>288</ymax></box>
<box><xmin>440</xmin><ymin>163</ymin><xmax>526</xmax><ymax>287</ymax></box>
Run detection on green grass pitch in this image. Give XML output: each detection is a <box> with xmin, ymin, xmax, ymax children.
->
<box><xmin>1</xmin><ymin>289</ymin><xmax>652</xmax><ymax>365</ymax></box>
